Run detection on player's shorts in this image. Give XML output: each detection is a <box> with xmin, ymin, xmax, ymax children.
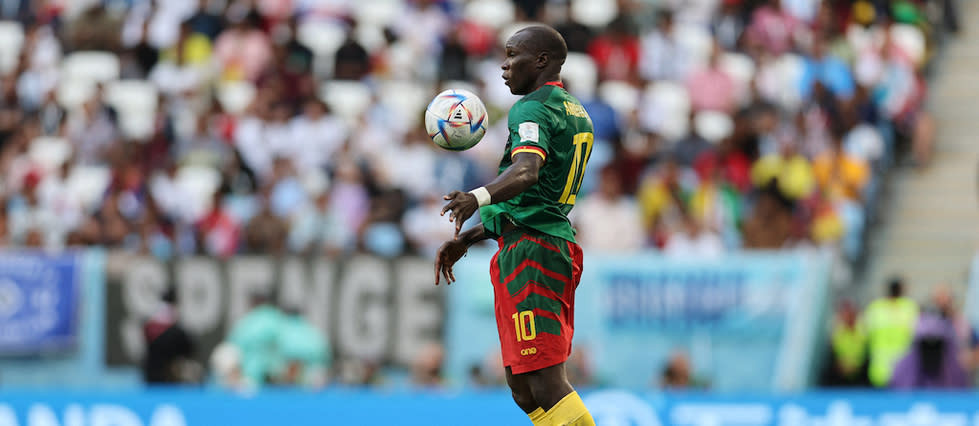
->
<box><xmin>490</xmin><ymin>228</ymin><xmax>583</xmax><ymax>374</ymax></box>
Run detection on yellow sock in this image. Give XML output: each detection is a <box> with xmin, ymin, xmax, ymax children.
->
<box><xmin>540</xmin><ymin>392</ymin><xmax>595</xmax><ymax>426</ymax></box>
<box><xmin>528</xmin><ymin>407</ymin><xmax>547</xmax><ymax>425</ymax></box>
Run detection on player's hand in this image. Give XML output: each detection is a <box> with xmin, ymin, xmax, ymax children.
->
<box><xmin>440</xmin><ymin>191</ymin><xmax>478</xmax><ymax>238</ymax></box>
<box><xmin>434</xmin><ymin>238</ymin><xmax>468</xmax><ymax>285</ymax></box>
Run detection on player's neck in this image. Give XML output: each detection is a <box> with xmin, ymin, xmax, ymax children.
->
<box><xmin>533</xmin><ymin>74</ymin><xmax>562</xmax><ymax>91</ymax></box>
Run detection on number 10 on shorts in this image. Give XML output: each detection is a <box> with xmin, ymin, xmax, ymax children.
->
<box><xmin>512</xmin><ymin>310</ymin><xmax>537</xmax><ymax>342</ymax></box>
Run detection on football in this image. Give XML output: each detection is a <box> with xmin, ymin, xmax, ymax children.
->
<box><xmin>425</xmin><ymin>89</ymin><xmax>488</xmax><ymax>151</ymax></box>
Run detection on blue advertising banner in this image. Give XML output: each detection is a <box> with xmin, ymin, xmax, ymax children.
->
<box><xmin>1</xmin><ymin>389</ymin><xmax>978</xmax><ymax>426</ymax></box>
<box><xmin>445</xmin><ymin>249</ymin><xmax>831</xmax><ymax>392</ymax></box>
<box><xmin>0</xmin><ymin>251</ymin><xmax>81</xmax><ymax>355</ymax></box>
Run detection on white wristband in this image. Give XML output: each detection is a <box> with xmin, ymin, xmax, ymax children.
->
<box><xmin>470</xmin><ymin>187</ymin><xmax>491</xmax><ymax>207</ymax></box>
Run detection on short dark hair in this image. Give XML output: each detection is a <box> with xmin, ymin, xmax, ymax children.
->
<box><xmin>888</xmin><ymin>277</ymin><xmax>905</xmax><ymax>298</ymax></box>
<box><xmin>514</xmin><ymin>25</ymin><xmax>568</xmax><ymax>67</ymax></box>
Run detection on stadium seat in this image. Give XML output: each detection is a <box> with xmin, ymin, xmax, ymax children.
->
<box><xmin>570</xmin><ymin>0</ymin><xmax>618</xmax><ymax>28</ymax></box>
<box><xmin>0</xmin><ymin>21</ymin><xmax>24</xmax><ymax>76</ymax></box>
<box><xmin>378</xmin><ymin>80</ymin><xmax>430</xmax><ymax>131</ymax></box>
<box><xmin>890</xmin><ymin>24</ymin><xmax>925</xmax><ymax>67</ymax></box>
<box><xmin>498</xmin><ymin>21</ymin><xmax>536</xmax><ymax>47</ymax></box>
<box><xmin>694</xmin><ymin>111</ymin><xmax>733</xmax><ymax>143</ymax></box>
<box><xmin>352</xmin><ymin>0</ymin><xmax>402</xmax><ymax>29</ymax></box>
<box><xmin>561</xmin><ymin>53</ymin><xmax>598</xmax><ymax>100</ymax></box>
<box><xmin>216</xmin><ymin>81</ymin><xmax>257</xmax><ymax>115</ymax></box>
<box><xmin>176</xmin><ymin>165</ymin><xmax>222</xmax><ymax>221</ymax></box>
<box><xmin>720</xmin><ymin>53</ymin><xmax>756</xmax><ymax>106</ymax></box>
<box><xmin>773</xmin><ymin>53</ymin><xmax>806</xmax><ymax>112</ymax></box>
<box><xmin>319</xmin><ymin>81</ymin><xmax>373</xmax><ymax>125</ymax></box>
<box><xmin>104</xmin><ymin>80</ymin><xmax>159</xmax><ymax>140</ymax></box>
<box><xmin>61</xmin><ymin>51</ymin><xmax>120</xmax><ymax>84</ymax></box>
<box><xmin>28</xmin><ymin>137</ymin><xmax>72</xmax><ymax>173</ymax></box>
<box><xmin>641</xmin><ymin>81</ymin><xmax>691</xmax><ymax>141</ymax></box>
<box><xmin>298</xmin><ymin>20</ymin><xmax>346</xmax><ymax>78</ymax></box>
<box><xmin>440</xmin><ymin>80</ymin><xmax>479</xmax><ymax>96</ymax></box>
<box><xmin>675</xmin><ymin>24</ymin><xmax>713</xmax><ymax>71</ymax></box>
<box><xmin>464</xmin><ymin>0</ymin><xmax>515</xmax><ymax>30</ymax></box>
<box><xmin>56</xmin><ymin>77</ymin><xmax>98</xmax><ymax>111</ymax></box>
<box><xmin>355</xmin><ymin>23</ymin><xmax>387</xmax><ymax>52</ymax></box>
<box><xmin>66</xmin><ymin>165</ymin><xmax>111</xmax><ymax>213</ymax></box>
<box><xmin>598</xmin><ymin>80</ymin><xmax>640</xmax><ymax>117</ymax></box>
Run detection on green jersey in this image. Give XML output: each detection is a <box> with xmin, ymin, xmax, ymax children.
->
<box><xmin>480</xmin><ymin>82</ymin><xmax>594</xmax><ymax>243</ymax></box>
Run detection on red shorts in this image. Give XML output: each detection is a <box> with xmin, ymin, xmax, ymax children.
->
<box><xmin>490</xmin><ymin>230</ymin><xmax>583</xmax><ymax>374</ymax></box>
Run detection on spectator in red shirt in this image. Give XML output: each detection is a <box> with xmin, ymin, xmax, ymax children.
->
<box><xmin>587</xmin><ymin>16</ymin><xmax>640</xmax><ymax>82</ymax></box>
<box><xmin>196</xmin><ymin>191</ymin><xmax>240</xmax><ymax>258</ymax></box>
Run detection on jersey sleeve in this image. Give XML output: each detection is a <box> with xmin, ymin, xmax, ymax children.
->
<box><xmin>508</xmin><ymin>101</ymin><xmax>552</xmax><ymax>162</ymax></box>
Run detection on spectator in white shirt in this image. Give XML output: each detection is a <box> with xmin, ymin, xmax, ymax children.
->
<box><xmin>639</xmin><ymin>11</ymin><xmax>691</xmax><ymax>82</ymax></box>
<box><xmin>573</xmin><ymin>167</ymin><xmax>644</xmax><ymax>252</ymax></box>
<box><xmin>664</xmin><ymin>215</ymin><xmax>725</xmax><ymax>259</ymax></box>
<box><xmin>289</xmin><ymin>99</ymin><xmax>347</xmax><ymax>173</ymax></box>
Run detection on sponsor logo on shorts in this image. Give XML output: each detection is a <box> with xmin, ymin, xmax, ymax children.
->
<box><xmin>520</xmin><ymin>347</ymin><xmax>537</xmax><ymax>356</ymax></box>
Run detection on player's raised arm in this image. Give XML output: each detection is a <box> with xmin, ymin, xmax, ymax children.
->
<box><xmin>440</xmin><ymin>151</ymin><xmax>543</xmax><ymax>237</ymax></box>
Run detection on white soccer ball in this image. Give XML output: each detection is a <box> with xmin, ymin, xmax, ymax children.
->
<box><xmin>424</xmin><ymin>89</ymin><xmax>488</xmax><ymax>151</ymax></box>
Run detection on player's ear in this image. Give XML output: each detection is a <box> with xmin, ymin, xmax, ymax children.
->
<box><xmin>536</xmin><ymin>52</ymin><xmax>548</xmax><ymax>69</ymax></box>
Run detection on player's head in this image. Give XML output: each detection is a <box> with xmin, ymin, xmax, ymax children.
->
<box><xmin>501</xmin><ymin>25</ymin><xmax>568</xmax><ymax>95</ymax></box>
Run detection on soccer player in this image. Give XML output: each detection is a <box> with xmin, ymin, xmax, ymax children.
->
<box><xmin>435</xmin><ymin>25</ymin><xmax>595</xmax><ymax>426</ymax></box>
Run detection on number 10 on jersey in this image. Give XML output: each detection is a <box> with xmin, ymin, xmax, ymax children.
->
<box><xmin>512</xmin><ymin>311</ymin><xmax>537</xmax><ymax>342</ymax></box>
<box><xmin>558</xmin><ymin>132</ymin><xmax>594</xmax><ymax>205</ymax></box>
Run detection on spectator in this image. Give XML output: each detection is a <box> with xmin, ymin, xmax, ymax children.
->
<box><xmin>664</xmin><ymin>215</ymin><xmax>725</xmax><ymax>259</ymax></box>
<box><xmin>639</xmin><ymin>10</ymin><xmax>690</xmax><ymax>82</ymax></box>
<box><xmin>64</xmin><ymin>89</ymin><xmax>119</xmax><ymax>166</ymax></box>
<box><xmin>142</xmin><ymin>286</ymin><xmax>202</xmax><ymax>385</ymax></box>
<box><xmin>333</xmin><ymin>30</ymin><xmax>371</xmax><ymax>81</ymax></box>
<box><xmin>659</xmin><ymin>351</ymin><xmax>707</xmax><ymax>389</ymax></box>
<box><xmin>289</xmin><ymin>190</ymin><xmax>349</xmax><ymax>256</ymax></box>
<box><xmin>243</xmin><ymin>187</ymin><xmax>288</xmax><ymax>255</ymax></box>
<box><xmin>822</xmin><ymin>300</ymin><xmax>869</xmax><ymax>387</ymax></box>
<box><xmin>932</xmin><ymin>285</ymin><xmax>979</xmax><ymax>378</ymax></box>
<box><xmin>573</xmin><ymin>166</ymin><xmax>644</xmax><ymax>252</ymax></box>
<box><xmin>196</xmin><ymin>191</ymin><xmax>240</xmax><ymax>257</ymax></box>
<box><xmin>274</xmin><ymin>306</ymin><xmax>329</xmax><ymax>389</ymax></box>
<box><xmin>638</xmin><ymin>159</ymin><xmax>691</xmax><ymax>248</ymax></box>
<box><xmin>746</xmin><ymin>0</ymin><xmax>803</xmax><ymax>56</ymax></box>
<box><xmin>686</xmin><ymin>42</ymin><xmax>737</xmax><ymax>113</ymax></box>
<box><xmin>214</xmin><ymin>10</ymin><xmax>274</xmax><ymax>82</ymax></box>
<box><xmin>186</xmin><ymin>0</ymin><xmax>226</xmax><ymax>40</ymax></box>
<box><xmin>411</xmin><ymin>342</ymin><xmax>445</xmax><ymax>388</ymax></box>
<box><xmin>799</xmin><ymin>35</ymin><xmax>856</xmax><ymax>102</ymax></box>
<box><xmin>227</xmin><ymin>294</ymin><xmax>285</xmax><ymax>387</ymax></box>
<box><xmin>864</xmin><ymin>278</ymin><xmax>919</xmax><ymax>387</ymax></box>
<box><xmin>742</xmin><ymin>182</ymin><xmax>795</xmax><ymax>249</ymax></box>
<box><xmin>587</xmin><ymin>15</ymin><xmax>640</xmax><ymax>82</ymax></box>
<box><xmin>750</xmin><ymin>139</ymin><xmax>816</xmax><ymax>201</ymax></box>
<box><xmin>812</xmin><ymin>124</ymin><xmax>869</xmax><ymax>203</ymax></box>
<box><xmin>891</xmin><ymin>311</ymin><xmax>969</xmax><ymax>389</ymax></box>
<box><xmin>289</xmin><ymin>99</ymin><xmax>347</xmax><ymax>173</ymax></box>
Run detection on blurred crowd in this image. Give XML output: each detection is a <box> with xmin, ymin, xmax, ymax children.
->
<box><xmin>821</xmin><ymin>278</ymin><xmax>979</xmax><ymax>389</ymax></box>
<box><xmin>0</xmin><ymin>0</ymin><xmax>957</xmax><ymax>264</ymax></box>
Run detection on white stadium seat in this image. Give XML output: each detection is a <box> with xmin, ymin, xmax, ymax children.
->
<box><xmin>353</xmin><ymin>0</ymin><xmax>402</xmax><ymax>29</ymax></box>
<box><xmin>176</xmin><ymin>165</ymin><xmax>222</xmax><ymax>221</ymax></box>
<box><xmin>298</xmin><ymin>20</ymin><xmax>347</xmax><ymax>78</ymax></box>
<box><xmin>720</xmin><ymin>53</ymin><xmax>756</xmax><ymax>107</ymax></box>
<box><xmin>0</xmin><ymin>21</ymin><xmax>24</xmax><ymax>76</ymax></box>
<box><xmin>464</xmin><ymin>0</ymin><xmax>515</xmax><ymax>30</ymax></box>
<box><xmin>67</xmin><ymin>165</ymin><xmax>112</xmax><ymax>213</ymax></box>
<box><xmin>561</xmin><ymin>53</ymin><xmax>598</xmax><ymax>100</ymax></box>
<box><xmin>104</xmin><ymin>80</ymin><xmax>159</xmax><ymax>140</ymax></box>
<box><xmin>571</xmin><ymin>0</ymin><xmax>618</xmax><ymax>28</ymax></box>
<box><xmin>640</xmin><ymin>81</ymin><xmax>691</xmax><ymax>141</ymax></box>
<box><xmin>56</xmin><ymin>77</ymin><xmax>98</xmax><ymax>111</ymax></box>
<box><xmin>61</xmin><ymin>51</ymin><xmax>120</xmax><ymax>84</ymax></box>
<box><xmin>378</xmin><ymin>80</ymin><xmax>431</xmax><ymax>131</ymax></box>
<box><xmin>675</xmin><ymin>25</ymin><xmax>713</xmax><ymax>71</ymax></box>
<box><xmin>320</xmin><ymin>81</ymin><xmax>373</xmax><ymax>125</ymax></box>
<box><xmin>694</xmin><ymin>111</ymin><xmax>734</xmax><ymax>143</ymax></box>
<box><xmin>598</xmin><ymin>80</ymin><xmax>640</xmax><ymax>117</ymax></box>
<box><xmin>28</xmin><ymin>137</ymin><xmax>72</xmax><ymax>173</ymax></box>
<box><xmin>216</xmin><ymin>81</ymin><xmax>257</xmax><ymax>115</ymax></box>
